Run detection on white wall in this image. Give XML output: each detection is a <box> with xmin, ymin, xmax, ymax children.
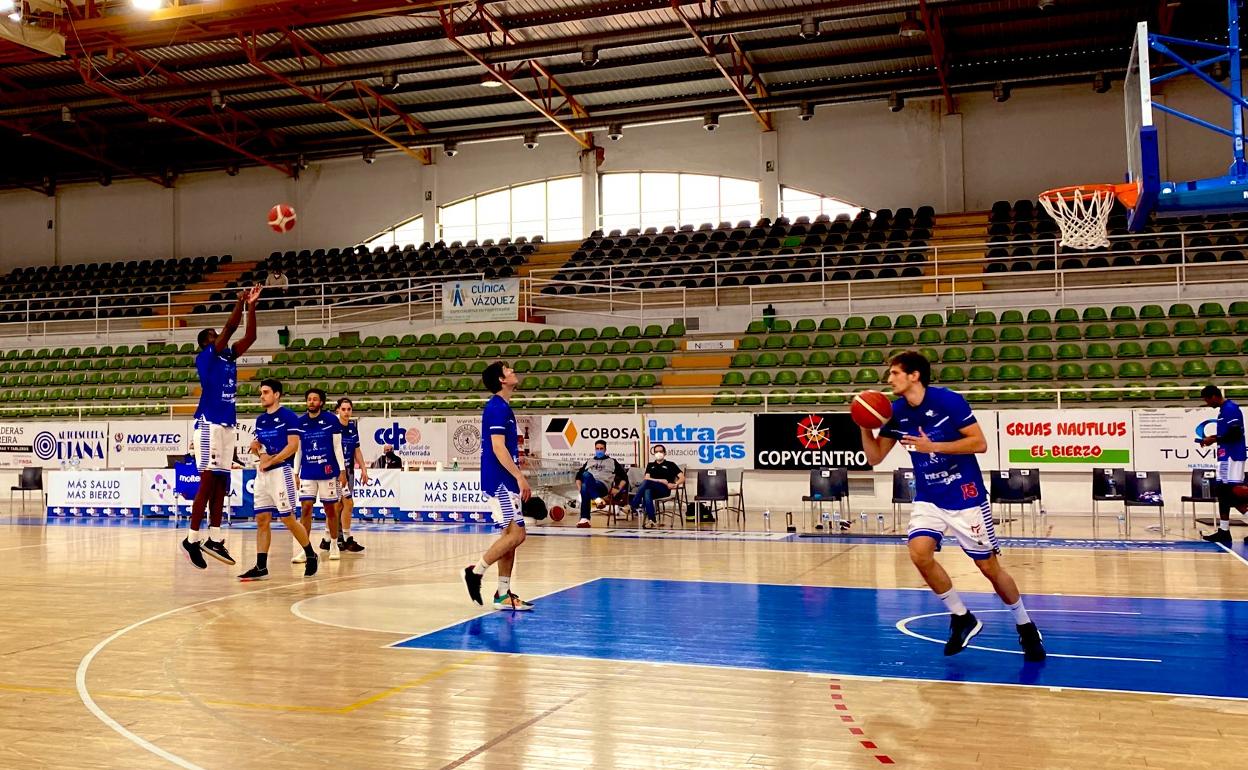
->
<box><xmin>0</xmin><ymin>75</ymin><xmax>1238</xmax><ymax>269</ymax></box>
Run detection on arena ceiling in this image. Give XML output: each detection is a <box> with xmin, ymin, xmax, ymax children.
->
<box><xmin>0</xmin><ymin>0</ymin><xmax>1220</xmax><ymax>191</ymax></box>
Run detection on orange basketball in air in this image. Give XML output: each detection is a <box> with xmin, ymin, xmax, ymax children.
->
<box><xmin>851</xmin><ymin>390</ymin><xmax>893</xmax><ymax>430</ymax></box>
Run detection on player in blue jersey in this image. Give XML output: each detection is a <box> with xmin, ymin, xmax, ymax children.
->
<box><xmin>334</xmin><ymin>397</ymin><xmax>368</xmax><ymax>554</ymax></box>
<box><xmin>463</xmin><ymin>362</ymin><xmax>534</xmax><ymax>611</ymax></box>
<box><xmin>860</xmin><ymin>352</ymin><xmax>1045</xmax><ymax>661</ymax></box>
<box><xmin>1199</xmin><ymin>384</ymin><xmax>1246</xmax><ymax>546</ymax></box>
<box><xmin>238</xmin><ymin>379</ymin><xmax>319</xmax><ymax>580</ymax></box>
<box><xmin>182</xmin><ymin>284</ymin><xmax>261</xmax><ymax>570</ymax></box>
<box><xmin>293</xmin><ymin>388</ymin><xmax>347</xmax><ymax>563</ymax></box>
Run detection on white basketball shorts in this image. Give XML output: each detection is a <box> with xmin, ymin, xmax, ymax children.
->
<box><xmin>193</xmin><ymin>418</ymin><xmax>235</xmax><ymax>474</ymax></box>
<box><xmin>254</xmin><ymin>465</ymin><xmax>297</xmax><ymax>517</ymax></box>
<box><xmin>1217</xmin><ymin>458</ymin><xmax>1245</xmax><ymax>484</ymax></box>
<box><xmin>299</xmin><ymin>476</ymin><xmax>341</xmax><ymax>504</ymax></box>
<box><xmin>907</xmin><ymin>500</ymin><xmax>1001</xmax><ymax>561</ymax></box>
<box><xmin>487</xmin><ymin>483</ymin><xmax>525</xmax><ymax>529</ymax></box>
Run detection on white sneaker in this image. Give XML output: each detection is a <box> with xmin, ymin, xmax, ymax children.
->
<box><xmin>329</xmin><ymin>540</ymin><xmax>341</xmax><ymax>561</ymax></box>
<box><xmin>291</xmin><ymin>549</ymin><xmax>307</xmax><ymax>564</ymax></box>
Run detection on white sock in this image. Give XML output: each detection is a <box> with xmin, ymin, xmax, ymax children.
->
<box><xmin>938</xmin><ymin>588</ymin><xmax>968</xmax><ymax>616</ymax></box>
<box><xmin>473</xmin><ymin>559</ymin><xmax>489</xmax><ymax>575</ymax></box>
<box><xmin>186</xmin><ymin>526</ymin><xmax>202</xmax><ymax>543</ymax></box>
<box><xmin>1006</xmin><ymin>599</ymin><xmax>1031</xmax><ymax>625</ymax></box>
<box><xmin>208</xmin><ymin>526</ymin><xmax>222</xmax><ymax>542</ymax></box>
<box><xmin>1220</xmin><ymin>519</ymin><xmax>1231</xmax><ymax>531</ymax></box>
<box><xmin>497</xmin><ymin>576</ymin><xmax>511</xmax><ymax>597</ymax></box>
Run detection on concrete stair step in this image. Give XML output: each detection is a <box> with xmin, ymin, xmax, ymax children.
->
<box><xmin>923</xmin><ymin>279</ymin><xmax>984</xmax><ymax>293</ymax></box>
<box><xmin>661</xmin><ymin>373</ymin><xmax>723</xmax><ymax>387</ymax></box>
<box><xmin>671</xmin><ymin>354</ymin><xmax>731</xmax><ymax>369</ymax></box>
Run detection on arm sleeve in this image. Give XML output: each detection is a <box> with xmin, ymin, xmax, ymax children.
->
<box><xmin>332</xmin><ymin>433</ymin><xmax>344</xmax><ymax>469</ymax></box>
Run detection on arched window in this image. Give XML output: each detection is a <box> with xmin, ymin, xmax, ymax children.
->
<box><xmin>438</xmin><ymin>177</ymin><xmax>582</xmax><ymax>244</ymax></box>
<box><xmin>780</xmin><ymin>186</ymin><xmax>860</xmax><ymax>220</ymax></box>
<box><xmin>601</xmin><ymin>172</ymin><xmax>760</xmax><ymax>232</ymax></box>
<box><xmin>364</xmin><ymin>216</ymin><xmax>424</xmax><ymax>250</ymax></box>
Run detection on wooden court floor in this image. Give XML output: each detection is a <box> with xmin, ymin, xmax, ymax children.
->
<box><xmin>0</xmin><ymin>510</ymin><xmax>1245</xmax><ymax>770</ymax></box>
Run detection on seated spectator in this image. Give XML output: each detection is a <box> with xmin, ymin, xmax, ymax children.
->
<box><xmin>630</xmin><ymin>444</ymin><xmax>684</xmax><ymax>527</ymax></box>
<box><xmin>762</xmin><ymin>303</ymin><xmax>776</xmax><ymax>330</ymax></box>
<box><xmin>573</xmin><ymin>440</ymin><xmax>628</xmax><ymax>529</ymax></box>
<box><xmin>264</xmin><ymin>267</ymin><xmax>289</xmax><ymax>295</ymax></box>
<box><xmin>373</xmin><ymin>444</ymin><xmax>403</xmax><ymax>469</ymax></box>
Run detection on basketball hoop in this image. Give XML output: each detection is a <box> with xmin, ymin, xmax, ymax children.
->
<box><xmin>1038</xmin><ymin>183</ymin><xmax>1139</xmax><ymax>251</ymax></box>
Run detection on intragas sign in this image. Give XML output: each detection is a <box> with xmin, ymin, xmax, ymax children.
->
<box><xmin>645</xmin><ymin>414</ymin><xmax>753</xmax><ymax>469</ymax></box>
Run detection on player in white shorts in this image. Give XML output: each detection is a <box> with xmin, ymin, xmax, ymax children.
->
<box><xmin>294</xmin><ymin>388</ymin><xmax>347</xmax><ymax>562</ymax></box>
<box><xmin>463</xmin><ymin>362</ymin><xmax>534</xmax><ymax>611</ymax></box>
<box><xmin>1199</xmin><ymin>384</ymin><xmax>1247</xmax><ymax>546</ymax></box>
<box><xmin>237</xmin><ymin>379</ymin><xmax>318</xmax><ymax>580</ymax></box>
<box><xmin>860</xmin><ymin>351</ymin><xmax>1045</xmax><ymax>662</ymax></box>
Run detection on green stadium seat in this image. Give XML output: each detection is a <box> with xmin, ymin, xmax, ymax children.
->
<box><xmin>818</xmin><ymin>317</ymin><xmax>843</xmax><ymax>331</ymax></box>
<box><xmin>1057</xmin><ymin>363</ymin><xmax>1085</xmax><ymax>380</ymax></box>
<box><xmin>469</xmin><ymin>361</ymin><xmax>487</xmax><ymax>375</ymax></box>
<box><xmin>834</xmin><ymin>350</ymin><xmax>858</xmax><ymax>366</ymax></box>
<box><xmin>864</xmin><ymin>332</ymin><xmax>888</xmax><ymax>347</ymax></box>
<box><xmin>780</xmin><ymin>352</ymin><xmax>803</xmax><ymax>367</ymax></box>
<box><xmin>771</xmin><ymin>320</ymin><xmax>792</xmax><ymax>334</ymax></box>
<box><xmin>731</xmin><ymin>353</ymin><xmax>752</xmax><ymax>367</ymax></box>
<box><xmin>861</xmin><ymin>350</ymin><xmax>885</xmax><ymax>365</ymax></box>
<box><xmin>944</xmin><ymin>329</ymin><xmax>969</xmax><ymax>344</ymax></box>
<box><xmin>1056</xmin><ymin>343</ymin><xmax>1082</xmax><ymax>360</ymax></box>
<box><xmin>868</xmin><ymin>315</ymin><xmax>892</xmax><ymax>330</ymax></box>
<box><xmin>738</xmin><ymin>390</ymin><xmax>763</xmax><ymax>406</ymax></box>
<box><xmin>496</xmin><ymin>330</ymin><xmax>516</xmax><ymax>344</ymax></box>
<box><xmin>576</xmin><ymin>328</ymin><xmax>597</xmax><ymax>341</ymax></box>
<box><xmin>1148</xmin><ymin>361</ymin><xmax>1179</xmax><ymax>378</ymax></box>
<box><xmin>514</xmin><ymin>330</ymin><xmax>535</xmax><ymax>344</ymax></box>
<box><xmin>545</xmin><ymin>342</ymin><xmax>566</xmax><ymax>357</ymax></box>
<box><xmin>407</xmin><ymin>362</ymin><xmax>426</xmax><ymax>377</ymax></box>
<box><xmin>1142</xmin><ymin>321</ymin><xmax>1169</xmax><ymax>337</ymax></box>
<box><xmin>998</xmin><ymin>364</ymin><xmax>1024</xmax><ymax>381</ymax></box>
<box><xmin>1118</xmin><ymin>362</ymin><xmax>1146</xmax><ymax>378</ymax></box>
<box><xmin>1204</xmin><ymin>319</ymin><xmax>1233</xmax><ymax>336</ymax></box>
<box><xmin>1177</xmin><ymin>339</ymin><xmax>1205</xmax><ymax>356</ymax></box>
<box><xmin>608</xmin><ymin>341</ymin><xmax>630</xmax><ymax>355</ymax></box>
<box><xmin>997</xmin><ymin>385</ymin><xmax>1025</xmax><ymax>403</ymax></box>
<box><xmin>520</xmin><ymin>375</ymin><xmax>540</xmax><ymax>390</ymax></box>
<box><xmin>840</xmin><ymin>332</ymin><xmax>864</xmax><ymax>347</ymax></box>
<box><xmin>610</xmin><ymin>374</ymin><xmax>634</xmax><ymax>389</ymax></box>
<box><xmin>890</xmin><ymin>330</ymin><xmax>916</xmax><ymax>346</ymax></box>
<box><xmin>973</xmin><ymin>311</ymin><xmax>997</xmax><ymax>325</ymax></box>
<box><xmin>1112</xmin><ymin>323</ymin><xmax>1140</xmax><ymax>338</ymax></box>
<box><xmin>1109</xmin><ymin>306</ymin><xmax>1136</xmax><ymax>320</ymax></box>
<box><xmin>756</xmin><ymin>352</ymin><xmax>780</xmax><ymax>367</ymax></box>
<box><xmin>971</xmin><ymin>327</ymin><xmax>997</xmax><ymax>343</ymax></box>
<box><xmin>1230</xmin><ymin>301</ymin><xmax>1248</xmax><ymax>317</ymax></box>
<box><xmin>1173</xmin><ymin>320</ymin><xmax>1200</xmax><ymax>336</ymax></box>
<box><xmin>1198</xmin><ymin>302</ymin><xmax>1225</xmax><ymax>318</ymax></box>
<box><xmin>789</xmin><ymin>334</ymin><xmax>812</xmax><ymax>349</ymax></box>
<box><xmin>793</xmin><ymin>389</ymin><xmax>820</xmax><ymax>406</ymax></box>
<box><xmin>919</xmin><ymin>347</ymin><xmax>940</xmax><ymax>363</ymax></box>
<box><xmin>565</xmin><ymin>374</ymin><xmax>587</xmax><ymax>390</ymax></box>
<box><xmin>1087</xmin><ymin>363</ymin><xmax>1115</xmax><ymax>379</ymax></box>
<box><xmin>970</xmin><ymin>346</ymin><xmax>995</xmax><ymax>362</ymax></box>
<box><xmin>1026</xmin><ymin>385</ymin><xmax>1056</xmax><ymax>402</ymax></box>
<box><xmin>1115</xmin><ymin>342</ymin><xmax>1144</xmax><ymax>359</ymax></box>
<box><xmin>1139</xmin><ymin>304</ymin><xmax>1165</xmax><ymax>319</ymax></box>
<box><xmin>894</xmin><ymin>314</ymin><xmax>918</xmax><ymax>329</ymax></box>
<box><xmin>809</xmin><ymin>332</ymin><xmax>838</xmax><ymax>349</ymax></box>
<box><xmin>808</xmin><ymin>350</ymin><xmax>831</xmax><ymax>367</ymax></box>
<box><xmin>942</xmin><ymin>348</ymin><xmax>967</xmax><ymax>363</ymax></box>
<box><xmin>794</xmin><ymin>319</ymin><xmax>817</xmax><ymax>333</ymax></box>
<box><xmin>1216</xmin><ymin>360</ymin><xmax>1246</xmax><ymax>377</ymax></box>
<box><xmin>575</xmin><ymin>359</ymin><xmax>597</xmax><ymax>372</ymax></box>
<box><xmin>599</xmin><ymin>357</ymin><xmax>621</xmax><ymax>372</ymax></box>
<box><xmin>622</xmin><ymin>356</ymin><xmax>643</xmax><ymax>370</ymax></box>
<box><xmin>800</xmin><ymin>370</ymin><xmax>824</xmax><ymax>385</ymax></box>
<box><xmin>1210</xmin><ymin>338</ymin><xmax>1238</xmax><ymax>355</ymax></box>
<box><xmin>1154</xmin><ymin>387</ymin><xmax>1185</xmax><ymax>400</ymax></box>
<box><xmin>965</xmin><ymin>385</ymin><xmax>993</xmax><ymax>403</ymax></box>
<box><xmin>746</xmin><ymin>320</ymin><xmax>768</xmax><ymax>334</ymax></box>
<box><xmin>534</xmin><ymin>329</ymin><xmax>556</xmax><ymax>343</ymax></box>
<box><xmin>968</xmin><ymin>365</ymin><xmax>994</xmax><ymax>382</ymax></box>
<box><xmin>1086</xmin><ymin>343</ymin><xmax>1113</xmax><ymax>359</ymax></box>
<box><xmin>920</xmin><ymin>313</ymin><xmax>943</xmax><ymax>327</ymax></box>
<box><xmin>843</xmin><ymin>316</ymin><xmax>866</xmax><ymax>331</ymax></box>
<box><xmin>999</xmin><ymin>327</ymin><xmax>1024</xmax><ymax>342</ymax></box>
<box><xmin>1082</xmin><ymin>307</ymin><xmax>1108</xmax><ymax>322</ymax></box>
<box><xmin>1027</xmin><ymin>309</ymin><xmax>1052</xmax><ymax>324</ymax></box>
<box><xmin>641</xmin><ymin>324</ymin><xmax>663</xmax><ymax>338</ymax></box>
<box><xmin>937</xmin><ymin>366</ymin><xmax>965</xmax><ymax>383</ymax></box>
<box><xmin>917</xmin><ymin>329</ymin><xmax>941</xmax><ymax>345</ymax></box>
<box><xmin>644</xmin><ymin>356</ymin><xmax>665</xmax><ymax>370</ymax></box>
<box><xmin>993</xmin><ymin>310</ymin><xmax>1019</xmax><ymax>325</ymax></box>
<box><xmin>712</xmin><ymin>391</ymin><xmax>736</xmax><ymax>406</ymax></box>
<box><xmin>774</xmin><ymin>371</ymin><xmax>798</xmax><ymax>387</ymax></box>
<box><xmin>947</xmin><ymin>311</ymin><xmax>971</xmax><ymax>326</ymax></box>
<box><xmin>1053</xmin><ymin>308</ymin><xmax>1078</xmax><ymax>323</ymax></box>
<box><xmin>827</xmin><ymin>369</ymin><xmax>852</xmax><ymax>385</ymax></box>
<box><xmin>1168</xmin><ymin>303</ymin><xmax>1195</xmax><ymax>319</ymax></box>
<box><xmin>1026</xmin><ymin>345</ymin><xmax>1054</xmax><ymax>360</ymax></box>
<box><xmin>1081</xmin><ymin>324</ymin><xmax>1109</xmax><ymax>339</ymax></box>
<box><xmin>587</xmin><ymin>341</ymin><xmax>609</xmax><ymax>356</ymax></box>
<box><xmin>1026</xmin><ymin>327</ymin><xmax>1053</xmax><ymax>341</ymax></box>
<box><xmin>511</xmin><ymin>360</ymin><xmax>531</xmax><ymax>374</ymax></box>
<box><xmin>1238</xmin><ymin>320</ymin><xmax>1248</xmax><ymax>334</ymax></box>
<box><xmin>739</xmin><ymin>336</ymin><xmax>760</xmax><ymax>351</ymax></box>
<box><xmin>854</xmin><ymin>368</ymin><xmax>881</xmax><ymax>384</ymax></box>
<box><xmin>747</xmin><ymin>371</ymin><xmax>771</xmax><ymax>386</ymax></box>
<box><xmin>1182</xmin><ymin>360</ymin><xmax>1212</xmax><ymax>378</ymax></box>
<box><xmin>998</xmin><ymin>345</ymin><xmax>1024</xmax><ymax>361</ymax></box>
<box><xmin>638</xmin><ymin>340</ymin><xmax>662</xmax><ymax>354</ymax></box>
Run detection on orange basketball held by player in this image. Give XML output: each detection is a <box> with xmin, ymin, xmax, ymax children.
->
<box><xmin>267</xmin><ymin>203</ymin><xmax>297</xmax><ymax>233</ymax></box>
<box><xmin>851</xmin><ymin>390</ymin><xmax>893</xmax><ymax>430</ymax></box>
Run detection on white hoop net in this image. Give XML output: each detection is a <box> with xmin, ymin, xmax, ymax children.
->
<box><xmin>1039</xmin><ymin>186</ymin><xmax>1116</xmax><ymax>250</ymax></box>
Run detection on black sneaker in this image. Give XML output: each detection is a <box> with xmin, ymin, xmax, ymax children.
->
<box><xmin>463</xmin><ymin>566</ymin><xmax>484</xmax><ymax>605</ymax></box>
<box><xmin>1203</xmin><ymin>529</ymin><xmax>1233</xmax><ymax>546</ymax></box>
<box><xmin>238</xmin><ymin>566</ymin><xmax>269</xmax><ymax>581</ymax></box>
<box><xmin>943</xmin><ymin>611</ymin><xmax>983</xmax><ymax>656</ymax></box>
<box><xmin>202</xmin><ymin>538</ymin><xmax>236</xmax><ymax>566</ymax></box>
<box><xmin>343</xmin><ymin>537</ymin><xmax>365</xmax><ymax>553</ymax></box>
<box><xmin>1017</xmin><ymin>622</ymin><xmax>1046</xmax><ymax>662</ymax></box>
<box><xmin>304</xmin><ymin>553</ymin><xmax>319</xmax><ymax>578</ymax></box>
<box><xmin>181</xmin><ymin>538</ymin><xmax>207</xmax><ymax>570</ymax></box>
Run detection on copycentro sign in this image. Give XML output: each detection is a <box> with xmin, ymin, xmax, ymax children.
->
<box><xmin>442</xmin><ymin>278</ymin><xmax>520</xmax><ymax>323</ymax></box>
<box><xmin>753</xmin><ymin>413</ymin><xmax>870</xmax><ymax>470</ymax></box>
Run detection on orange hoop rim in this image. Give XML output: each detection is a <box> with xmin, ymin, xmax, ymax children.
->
<box><xmin>1039</xmin><ymin>182</ymin><xmax>1139</xmax><ymax>210</ymax></box>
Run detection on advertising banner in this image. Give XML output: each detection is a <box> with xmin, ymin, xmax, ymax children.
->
<box><xmin>359</xmin><ymin>417</ymin><xmax>448</xmax><ymax>466</ymax></box>
<box><xmin>644</xmin><ymin>413</ymin><xmax>753</xmax><ymax>470</ymax></box>
<box><xmin>0</xmin><ymin>422</ymin><xmax>109</xmax><ymax>469</ymax></box>
<box><xmin>47</xmin><ymin>470</ymin><xmax>141</xmax><ymax>517</ymax></box>
<box><xmin>997</xmin><ymin>409</ymin><xmax>1132</xmax><ymax>467</ymax></box>
<box><xmin>141</xmin><ymin>467</ymin><xmax>185</xmax><ymax>516</ymax></box>
<box><xmin>442</xmin><ymin>278</ymin><xmax>520</xmax><ymax>323</ymax></box>
<box><xmin>753</xmin><ymin>413</ymin><xmax>870</xmax><ymax>470</ymax></box>
<box><xmin>1133</xmin><ymin>408</ymin><xmax>1219</xmax><ymax>471</ymax></box>
<box><xmin>109</xmin><ymin>420</ymin><xmax>192</xmax><ymax>469</ymax></box>
<box><xmin>398</xmin><ymin>470</ymin><xmax>491</xmax><ymax>521</ymax></box>
<box><xmin>540</xmin><ymin>414</ymin><xmax>644</xmax><ymax>466</ymax></box>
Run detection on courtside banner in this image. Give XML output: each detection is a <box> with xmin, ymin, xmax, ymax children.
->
<box><xmin>442</xmin><ymin>278</ymin><xmax>520</xmax><ymax>323</ymax></box>
<box><xmin>753</xmin><ymin>413</ymin><xmax>870</xmax><ymax>470</ymax></box>
<box><xmin>0</xmin><ymin>422</ymin><xmax>110</xmax><ymax>469</ymax></box>
<box><xmin>109</xmin><ymin>420</ymin><xmax>191</xmax><ymax>469</ymax></box>
<box><xmin>1133</xmin><ymin>408</ymin><xmax>1218</xmax><ymax>471</ymax></box>
<box><xmin>398</xmin><ymin>470</ymin><xmax>491</xmax><ymax>520</ymax></box>
<box><xmin>645</xmin><ymin>413</ymin><xmax>753</xmax><ymax>470</ymax></box>
<box><xmin>540</xmin><ymin>414</ymin><xmax>644</xmax><ymax>466</ymax></box>
<box><xmin>47</xmin><ymin>470</ymin><xmax>141</xmax><ymax>517</ymax></box>
<box><xmin>998</xmin><ymin>409</ymin><xmax>1132</xmax><ymax>467</ymax></box>
<box><xmin>359</xmin><ymin>417</ymin><xmax>448</xmax><ymax>466</ymax></box>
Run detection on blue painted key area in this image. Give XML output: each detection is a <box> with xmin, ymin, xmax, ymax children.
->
<box><xmin>395</xmin><ymin>578</ymin><xmax>1248</xmax><ymax>699</ymax></box>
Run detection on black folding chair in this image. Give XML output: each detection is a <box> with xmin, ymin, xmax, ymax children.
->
<box><xmin>694</xmin><ymin>469</ymin><xmax>732</xmax><ymax>530</ymax></box>
<box><xmin>1124</xmin><ymin>470</ymin><xmax>1168</xmax><ymax>536</ymax></box>
<box><xmin>10</xmin><ymin>467</ymin><xmax>43</xmax><ymax>511</ymax></box>
<box><xmin>1090</xmin><ymin>467</ymin><xmax>1126</xmax><ymax>531</ymax></box>
<box><xmin>891</xmin><ymin>469</ymin><xmax>916</xmax><ymax>533</ymax></box>
<box><xmin>1180</xmin><ymin>469</ymin><xmax>1219</xmax><ymax>527</ymax></box>
<box><xmin>989</xmin><ymin>468</ymin><xmax>1041</xmax><ymax>533</ymax></box>
<box><xmin>801</xmin><ymin>468</ymin><xmax>848</xmax><ymax>532</ymax></box>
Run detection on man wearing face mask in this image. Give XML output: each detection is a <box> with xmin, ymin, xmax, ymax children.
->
<box><xmin>573</xmin><ymin>440</ymin><xmax>628</xmax><ymax>528</ymax></box>
<box><xmin>630</xmin><ymin>444</ymin><xmax>684</xmax><ymax>528</ymax></box>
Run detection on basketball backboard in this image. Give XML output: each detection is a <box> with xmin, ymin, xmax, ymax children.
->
<box><xmin>1125</xmin><ymin>22</ymin><xmax>1160</xmax><ymax>231</ymax></box>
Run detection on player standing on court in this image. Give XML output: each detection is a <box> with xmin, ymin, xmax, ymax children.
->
<box><xmin>182</xmin><ymin>284</ymin><xmax>261</xmax><ymax>570</ymax></box>
<box><xmin>859</xmin><ymin>352</ymin><xmax>1046</xmax><ymax>661</ymax></box>
<box><xmin>1199</xmin><ymin>384</ymin><xmax>1246</xmax><ymax>546</ymax></box>
<box><xmin>463</xmin><ymin>362</ymin><xmax>534</xmax><ymax>611</ymax></box>
<box><xmin>238</xmin><ymin>379</ymin><xmax>318</xmax><ymax>580</ymax></box>
<box><xmin>335</xmin><ymin>397</ymin><xmax>367</xmax><ymax>554</ymax></box>
<box><xmin>292</xmin><ymin>388</ymin><xmax>346</xmax><ymax>563</ymax></box>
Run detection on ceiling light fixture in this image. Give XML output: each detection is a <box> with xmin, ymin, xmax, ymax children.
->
<box><xmin>887</xmin><ymin>92</ymin><xmax>904</xmax><ymax>112</ymax></box>
<box><xmin>381</xmin><ymin>69</ymin><xmax>398</xmax><ymax>90</ymax></box>
<box><xmin>898</xmin><ymin>13</ymin><xmax>924</xmax><ymax>38</ymax></box>
<box><xmin>992</xmin><ymin>81</ymin><xmax>1010</xmax><ymax>102</ymax></box>
<box><xmin>799</xmin><ymin>16</ymin><xmax>819</xmax><ymax>40</ymax></box>
<box><xmin>132</xmin><ymin>0</ymin><xmax>163</xmax><ymax>11</ymax></box>
<box><xmin>1093</xmin><ymin>71</ymin><xmax>1110</xmax><ymax>93</ymax></box>
<box><xmin>480</xmin><ymin>73</ymin><xmax>503</xmax><ymax>89</ymax></box>
<box><xmin>580</xmin><ymin>44</ymin><xmax>599</xmax><ymax>67</ymax></box>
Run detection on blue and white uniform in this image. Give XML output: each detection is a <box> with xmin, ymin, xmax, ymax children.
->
<box><xmin>253</xmin><ymin>406</ymin><xmax>301</xmax><ymax>517</ymax></box>
<box><xmin>193</xmin><ymin>346</ymin><xmax>238</xmax><ymax>474</ymax></box>
<box><xmin>298</xmin><ymin>411</ymin><xmax>342</xmax><ymax>503</ymax></box>
<box><xmin>340</xmin><ymin>418</ymin><xmax>360</xmax><ymax>499</ymax></box>
<box><xmin>880</xmin><ymin>386</ymin><xmax>999</xmax><ymax>560</ymax></box>
<box><xmin>1216</xmin><ymin>399</ymin><xmax>1246</xmax><ymax>483</ymax></box>
<box><xmin>481</xmin><ymin>394</ymin><xmax>523</xmax><ymax>528</ymax></box>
